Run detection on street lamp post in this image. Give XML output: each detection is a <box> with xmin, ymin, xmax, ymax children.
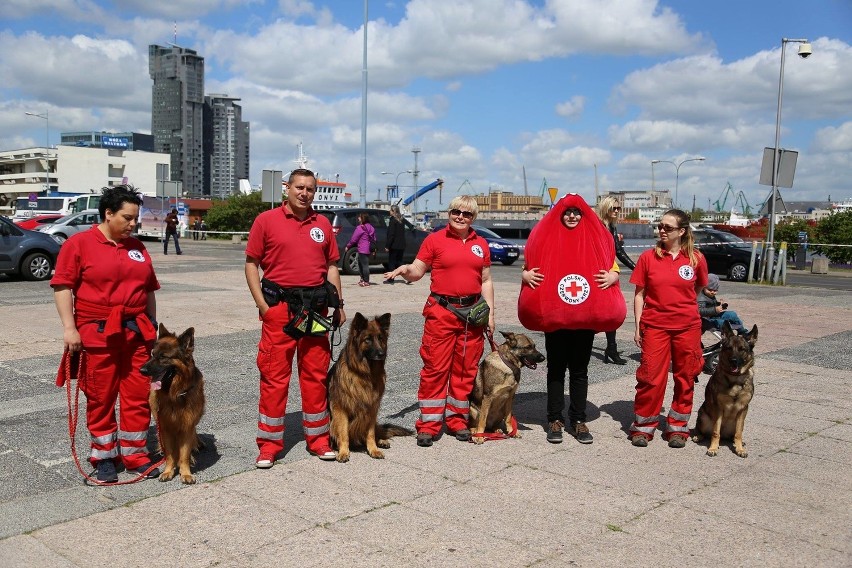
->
<box><xmin>651</xmin><ymin>157</ymin><xmax>705</xmax><ymax>208</ymax></box>
<box><xmin>381</xmin><ymin>170</ymin><xmax>412</xmax><ymax>202</ymax></box>
<box><xmin>767</xmin><ymin>38</ymin><xmax>811</xmax><ymax>281</ymax></box>
<box><xmin>25</xmin><ymin>110</ymin><xmax>49</xmax><ymax>192</ymax></box>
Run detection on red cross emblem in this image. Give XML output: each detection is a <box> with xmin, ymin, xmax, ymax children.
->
<box><xmin>565</xmin><ymin>281</ymin><xmax>583</xmax><ymax>297</ymax></box>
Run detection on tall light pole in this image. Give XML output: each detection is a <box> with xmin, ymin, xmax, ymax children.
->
<box><xmin>381</xmin><ymin>170</ymin><xmax>412</xmax><ymax>202</ymax></box>
<box><xmin>767</xmin><ymin>38</ymin><xmax>811</xmax><ymax>272</ymax></box>
<box><xmin>651</xmin><ymin>157</ymin><xmax>705</xmax><ymax>208</ymax></box>
<box><xmin>25</xmin><ymin>110</ymin><xmax>49</xmax><ymax>192</ymax></box>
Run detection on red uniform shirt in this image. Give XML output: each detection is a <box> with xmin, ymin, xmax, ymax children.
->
<box><xmin>630</xmin><ymin>248</ymin><xmax>708</xmax><ymax>330</ymax></box>
<box><xmin>417</xmin><ymin>226</ymin><xmax>491</xmax><ymax>297</ymax></box>
<box><xmin>245</xmin><ymin>205</ymin><xmax>339</xmax><ymax>287</ymax></box>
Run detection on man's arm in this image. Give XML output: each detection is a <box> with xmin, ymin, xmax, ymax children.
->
<box><xmin>245</xmin><ymin>256</ymin><xmax>268</xmax><ymax>316</ymax></box>
<box><xmin>327</xmin><ymin>262</ymin><xmax>347</xmax><ymax>327</ymax></box>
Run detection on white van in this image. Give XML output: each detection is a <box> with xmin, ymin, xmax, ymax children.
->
<box><xmin>37</xmin><ymin>209</ymin><xmax>100</xmax><ymax>243</ymax></box>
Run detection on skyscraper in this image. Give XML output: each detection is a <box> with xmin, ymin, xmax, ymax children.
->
<box><xmin>203</xmin><ymin>94</ymin><xmax>250</xmax><ymax>198</ymax></box>
<box><xmin>149</xmin><ymin>44</ymin><xmax>205</xmax><ymax>195</ymax></box>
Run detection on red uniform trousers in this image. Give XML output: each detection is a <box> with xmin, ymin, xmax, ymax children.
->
<box><xmin>81</xmin><ymin>339</ymin><xmax>154</xmax><ymax>469</ymax></box>
<box><xmin>631</xmin><ymin>323</ymin><xmax>703</xmax><ymax>441</ymax></box>
<box><xmin>255</xmin><ymin>303</ymin><xmax>332</xmax><ymax>456</ymax></box>
<box><xmin>416</xmin><ymin>299</ymin><xmax>485</xmax><ymax>436</ymax></box>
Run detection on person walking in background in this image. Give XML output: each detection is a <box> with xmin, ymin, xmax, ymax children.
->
<box><xmin>629</xmin><ymin>209</ymin><xmax>708</xmax><ymax>449</ymax></box>
<box><xmin>383</xmin><ymin>205</ymin><xmax>406</xmax><ymax>284</ymax></box>
<box><xmin>192</xmin><ymin>217</ymin><xmax>201</xmax><ymax>241</ymax></box>
<box><xmin>519</xmin><ymin>194</ymin><xmax>626</xmax><ymax>445</ymax></box>
<box><xmin>199</xmin><ymin>218</ymin><xmax>208</xmax><ymax>240</ymax></box>
<box><xmin>51</xmin><ymin>185</ymin><xmax>161</xmax><ymax>483</ymax></box>
<box><xmin>697</xmin><ymin>274</ymin><xmax>747</xmax><ymax>332</ymax></box>
<box><xmin>383</xmin><ymin>196</ymin><xmax>495</xmax><ymax>447</ymax></box>
<box><xmin>163</xmin><ymin>208</ymin><xmax>182</xmax><ymax>255</ymax></box>
<box><xmin>595</xmin><ymin>196</ymin><xmax>635</xmax><ymax>365</ymax></box>
<box><xmin>345</xmin><ymin>213</ymin><xmax>376</xmax><ymax>287</ymax></box>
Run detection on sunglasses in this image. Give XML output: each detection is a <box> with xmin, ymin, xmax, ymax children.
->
<box><xmin>612</xmin><ymin>207</ymin><xmax>621</xmax><ymax>212</ymax></box>
<box><xmin>657</xmin><ymin>223</ymin><xmax>681</xmax><ymax>233</ymax></box>
<box><xmin>450</xmin><ymin>209</ymin><xmax>474</xmax><ymax>220</ymax></box>
<box><xmin>563</xmin><ymin>207</ymin><xmax>583</xmax><ymax>217</ymax></box>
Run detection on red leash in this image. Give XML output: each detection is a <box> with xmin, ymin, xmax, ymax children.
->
<box><xmin>60</xmin><ymin>350</ymin><xmax>163</xmax><ymax>486</ymax></box>
<box><xmin>471</xmin><ymin>330</ymin><xmax>519</xmax><ymax>442</ymax></box>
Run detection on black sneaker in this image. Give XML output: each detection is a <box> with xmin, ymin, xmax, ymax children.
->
<box><xmin>546</xmin><ymin>420</ymin><xmax>564</xmax><ymax>444</ymax></box>
<box><xmin>416</xmin><ymin>433</ymin><xmax>433</xmax><ymax>447</ymax></box>
<box><xmin>96</xmin><ymin>460</ymin><xmax>118</xmax><ymax>483</ymax></box>
<box><xmin>571</xmin><ymin>422</ymin><xmax>594</xmax><ymax>444</ymax></box>
<box><xmin>134</xmin><ymin>461</ymin><xmax>161</xmax><ymax>479</ymax></box>
<box><xmin>454</xmin><ymin>429</ymin><xmax>471</xmax><ymax>442</ymax></box>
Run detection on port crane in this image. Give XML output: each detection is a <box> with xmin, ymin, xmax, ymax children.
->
<box><xmin>712</xmin><ymin>182</ymin><xmax>753</xmax><ymax>216</ymax></box>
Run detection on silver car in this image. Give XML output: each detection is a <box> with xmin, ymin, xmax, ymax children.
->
<box><xmin>38</xmin><ymin>209</ymin><xmax>100</xmax><ymax>243</ymax></box>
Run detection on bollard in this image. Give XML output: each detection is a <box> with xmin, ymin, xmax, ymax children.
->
<box><xmin>811</xmin><ymin>257</ymin><xmax>829</xmax><ymax>274</ymax></box>
<box><xmin>231</xmin><ymin>234</ymin><xmax>242</xmax><ymax>244</ymax></box>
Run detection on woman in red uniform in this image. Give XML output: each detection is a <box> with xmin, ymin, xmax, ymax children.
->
<box><xmin>383</xmin><ymin>196</ymin><xmax>495</xmax><ymax>447</ymax></box>
<box><xmin>51</xmin><ymin>185</ymin><xmax>160</xmax><ymax>483</ymax></box>
<box><xmin>629</xmin><ymin>209</ymin><xmax>708</xmax><ymax>448</ymax></box>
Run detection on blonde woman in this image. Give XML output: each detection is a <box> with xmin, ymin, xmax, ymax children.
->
<box><xmin>628</xmin><ymin>209</ymin><xmax>708</xmax><ymax>448</ymax></box>
<box><xmin>595</xmin><ymin>197</ymin><xmax>635</xmax><ymax>364</ymax></box>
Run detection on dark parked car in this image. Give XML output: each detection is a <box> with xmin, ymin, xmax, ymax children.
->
<box><xmin>315</xmin><ymin>208</ymin><xmax>430</xmax><ymax>275</ymax></box>
<box><xmin>0</xmin><ymin>215</ymin><xmax>62</xmax><ymax>281</ymax></box>
<box><xmin>693</xmin><ymin>228</ymin><xmax>760</xmax><ymax>281</ymax></box>
<box><xmin>431</xmin><ymin>224</ymin><xmax>521</xmax><ymax>265</ymax></box>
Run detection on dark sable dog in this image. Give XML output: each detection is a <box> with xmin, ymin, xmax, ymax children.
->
<box><xmin>141</xmin><ymin>324</ymin><xmax>206</xmax><ymax>483</ymax></box>
<box><xmin>328</xmin><ymin>313</ymin><xmax>411</xmax><ymax>462</ymax></box>
<box><xmin>469</xmin><ymin>331</ymin><xmax>545</xmax><ymax>444</ymax></box>
<box><xmin>692</xmin><ymin>322</ymin><xmax>758</xmax><ymax>457</ymax></box>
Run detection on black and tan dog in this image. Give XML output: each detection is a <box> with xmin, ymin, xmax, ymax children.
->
<box><xmin>328</xmin><ymin>313</ymin><xmax>411</xmax><ymax>463</ymax></box>
<box><xmin>141</xmin><ymin>324</ymin><xmax>206</xmax><ymax>483</ymax></box>
<box><xmin>692</xmin><ymin>322</ymin><xmax>758</xmax><ymax>457</ymax></box>
<box><xmin>469</xmin><ymin>331</ymin><xmax>545</xmax><ymax>444</ymax></box>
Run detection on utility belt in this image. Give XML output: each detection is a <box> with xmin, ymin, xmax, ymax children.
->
<box><xmin>95</xmin><ymin>316</ymin><xmax>158</xmax><ymax>334</ymax></box>
<box><xmin>430</xmin><ymin>293</ymin><xmax>490</xmax><ymax>327</ymax></box>
<box><xmin>262</xmin><ymin>278</ymin><xmax>340</xmax><ymax>338</ymax></box>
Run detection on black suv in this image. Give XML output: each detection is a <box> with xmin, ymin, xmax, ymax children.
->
<box><xmin>693</xmin><ymin>228</ymin><xmax>760</xmax><ymax>281</ymax></box>
<box><xmin>315</xmin><ymin>208</ymin><xmax>430</xmax><ymax>275</ymax></box>
<box><xmin>0</xmin><ymin>215</ymin><xmax>62</xmax><ymax>281</ymax></box>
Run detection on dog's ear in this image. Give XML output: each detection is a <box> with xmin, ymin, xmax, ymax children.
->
<box><xmin>178</xmin><ymin>327</ymin><xmax>195</xmax><ymax>353</ymax></box>
<box><xmin>722</xmin><ymin>321</ymin><xmax>735</xmax><ymax>340</ymax></box>
<box><xmin>745</xmin><ymin>324</ymin><xmax>758</xmax><ymax>348</ymax></box>
<box><xmin>499</xmin><ymin>331</ymin><xmax>515</xmax><ymax>344</ymax></box>
<box><xmin>351</xmin><ymin>312</ymin><xmax>368</xmax><ymax>334</ymax></box>
<box><xmin>376</xmin><ymin>313</ymin><xmax>391</xmax><ymax>333</ymax></box>
<box><xmin>158</xmin><ymin>322</ymin><xmax>170</xmax><ymax>338</ymax></box>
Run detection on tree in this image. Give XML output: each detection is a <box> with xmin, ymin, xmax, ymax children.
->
<box><xmin>205</xmin><ymin>192</ymin><xmax>274</xmax><ymax>235</ymax></box>
<box><xmin>812</xmin><ymin>211</ymin><xmax>852</xmax><ymax>264</ymax></box>
<box><xmin>773</xmin><ymin>219</ymin><xmax>813</xmax><ymax>257</ymax></box>
<box><xmin>625</xmin><ymin>210</ymin><xmax>640</xmax><ymax>220</ymax></box>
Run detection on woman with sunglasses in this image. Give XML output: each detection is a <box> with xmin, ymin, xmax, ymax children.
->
<box><xmin>383</xmin><ymin>196</ymin><xmax>494</xmax><ymax>447</ymax></box>
<box><xmin>519</xmin><ymin>194</ymin><xmax>625</xmax><ymax>445</ymax></box>
<box><xmin>595</xmin><ymin>197</ymin><xmax>635</xmax><ymax>365</ymax></box>
<box><xmin>628</xmin><ymin>209</ymin><xmax>708</xmax><ymax>448</ymax></box>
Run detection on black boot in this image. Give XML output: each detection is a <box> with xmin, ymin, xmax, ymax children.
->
<box><xmin>603</xmin><ymin>346</ymin><xmax>627</xmax><ymax>365</ymax></box>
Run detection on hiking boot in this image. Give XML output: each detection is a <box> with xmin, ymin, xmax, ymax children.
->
<box><xmin>571</xmin><ymin>422</ymin><xmax>594</xmax><ymax>444</ymax></box>
<box><xmin>630</xmin><ymin>434</ymin><xmax>649</xmax><ymax>447</ymax></box>
<box><xmin>546</xmin><ymin>420</ymin><xmax>564</xmax><ymax>444</ymax></box>
<box><xmin>134</xmin><ymin>461</ymin><xmax>161</xmax><ymax>479</ymax></box>
<box><xmin>668</xmin><ymin>435</ymin><xmax>688</xmax><ymax>449</ymax></box>
<box><xmin>96</xmin><ymin>460</ymin><xmax>118</xmax><ymax>483</ymax></box>
<box><xmin>454</xmin><ymin>429</ymin><xmax>471</xmax><ymax>442</ymax></box>
<box><xmin>416</xmin><ymin>433</ymin><xmax>433</xmax><ymax>447</ymax></box>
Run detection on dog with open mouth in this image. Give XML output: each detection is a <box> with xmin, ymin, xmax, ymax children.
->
<box><xmin>469</xmin><ymin>331</ymin><xmax>546</xmax><ymax>443</ymax></box>
<box><xmin>140</xmin><ymin>324</ymin><xmax>206</xmax><ymax>483</ymax></box>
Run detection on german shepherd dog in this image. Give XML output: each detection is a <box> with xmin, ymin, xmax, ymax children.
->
<box><xmin>692</xmin><ymin>322</ymin><xmax>758</xmax><ymax>457</ymax></box>
<box><xmin>469</xmin><ymin>331</ymin><xmax>545</xmax><ymax>444</ymax></box>
<box><xmin>140</xmin><ymin>324</ymin><xmax>206</xmax><ymax>483</ymax></box>
<box><xmin>328</xmin><ymin>313</ymin><xmax>412</xmax><ymax>462</ymax></box>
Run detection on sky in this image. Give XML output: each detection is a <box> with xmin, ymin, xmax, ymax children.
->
<box><xmin>1</xmin><ymin>0</ymin><xmax>851</xmax><ymax>213</ymax></box>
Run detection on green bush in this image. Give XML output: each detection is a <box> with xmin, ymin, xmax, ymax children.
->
<box><xmin>813</xmin><ymin>211</ymin><xmax>852</xmax><ymax>264</ymax></box>
<box><xmin>773</xmin><ymin>219</ymin><xmax>813</xmax><ymax>257</ymax></box>
<box><xmin>205</xmin><ymin>192</ymin><xmax>277</xmax><ymax>236</ymax></box>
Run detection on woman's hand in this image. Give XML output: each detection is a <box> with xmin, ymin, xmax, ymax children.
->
<box><xmin>522</xmin><ymin>267</ymin><xmax>544</xmax><ymax>289</ymax></box>
<box><xmin>633</xmin><ymin>327</ymin><xmax>642</xmax><ymax>348</ymax></box>
<box><xmin>63</xmin><ymin>328</ymin><xmax>83</xmax><ymax>352</ymax></box>
<box><xmin>595</xmin><ymin>269</ymin><xmax>619</xmax><ymax>290</ymax></box>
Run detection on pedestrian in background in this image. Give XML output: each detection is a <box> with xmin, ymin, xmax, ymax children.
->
<box><xmin>345</xmin><ymin>212</ymin><xmax>376</xmax><ymax>287</ymax></box>
<box><xmin>384</xmin><ymin>205</ymin><xmax>406</xmax><ymax>284</ymax></box>
<box><xmin>192</xmin><ymin>217</ymin><xmax>201</xmax><ymax>241</ymax></box>
<box><xmin>163</xmin><ymin>208</ymin><xmax>182</xmax><ymax>255</ymax></box>
<box><xmin>199</xmin><ymin>219</ymin><xmax>208</xmax><ymax>240</ymax></box>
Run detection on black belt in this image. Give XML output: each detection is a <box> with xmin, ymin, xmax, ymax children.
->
<box><xmin>431</xmin><ymin>292</ymin><xmax>480</xmax><ymax>307</ymax></box>
<box><xmin>262</xmin><ymin>278</ymin><xmax>325</xmax><ymax>308</ymax></box>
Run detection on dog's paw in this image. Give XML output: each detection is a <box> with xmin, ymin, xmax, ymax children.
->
<box><xmin>368</xmin><ymin>449</ymin><xmax>385</xmax><ymax>459</ymax></box>
<box><xmin>158</xmin><ymin>469</ymin><xmax>175</xmax><ymax>482</ymax></box>
<box><xmin>336</xmin><ymin>451</ymin><xmax>350</xmax><ymax>463</ymax></box>
<box><xmin>377</xmin><ymin>439</ymin><xmax>391</xmax><ymax>449</ymax></box>
<box><xmin>180</xmin><ymin>473</ymin><xmax>197</xmax><ymax>485</ymax></box>
<box><xmin>691</xmin><ymin>434</ymin><xmax>702</xmax><ymax>443</ymax></box>
<box><xmin>510</xmin><ymin>431</ymin><xmax>522</xmax><ymax>439</ymax></box>
<box><xmin>735</xmin><ymin>447</ymin><xmax>748</xmax><ymax>458</ymax></box>
<box><xmin>705</xmin><ymin>448</ymin><xmax>718</xmax><ymax>457</ymax></box>
<box><xmin>472</xmin><ymin>436</ymin><xmax>485</xmax><ymax>445</ymax></box>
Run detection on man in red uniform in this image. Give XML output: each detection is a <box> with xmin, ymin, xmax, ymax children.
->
<box><xmin>384</xmin><ymin>196</ymin><xmax>495</xmax><ymax>446</ymax></box>
<box><xmin>245</xmin><ymin>168</ymin><xmax>346</xmax><ymax>467</ymax></box>
<box><xmin>52</xmin><ymin>185</ymin><xmax>160</xmax><ymax>483</ymax></box>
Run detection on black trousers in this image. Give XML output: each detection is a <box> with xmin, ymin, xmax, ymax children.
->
<box><xmin>545</xmin><ymin>329</ymin><xmax>595</xmax><ymax>424</ymax></box>
<box><xmin>387</xmin><ymin>249</ymin><xmax>404</xmax><ymax>273</ymax></box>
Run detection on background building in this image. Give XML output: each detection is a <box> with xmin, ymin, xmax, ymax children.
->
<box><xmin>60</xmin><ymin>131</ymin><xmax>154</xmax><ymax>152</ymax></box>
<box><xmin>149</xmin><ymin>44</ymin><xmax>205</xmax><ymax>195</ymax></box>
<box><xmin>203</xmin><ymin>94</ymin><xmax>250</xmax><ymax>198</ymax></box>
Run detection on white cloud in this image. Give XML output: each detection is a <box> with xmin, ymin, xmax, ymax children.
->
<box><xmin>555</xmin><ymin>96</ymin><xmax>585</xmax><ymax>120</ymax></box>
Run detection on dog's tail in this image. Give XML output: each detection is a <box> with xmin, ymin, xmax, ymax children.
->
<box><xmin>376</xmin><ymin>423</ymin><xmax>414</xmax><ymax>438</ymax></box>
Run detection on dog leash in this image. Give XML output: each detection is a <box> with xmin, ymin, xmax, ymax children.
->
<box><xmin>61</xmin><ymin>350</ymin><xmax>164</xmax><ymax>486</ymax></box>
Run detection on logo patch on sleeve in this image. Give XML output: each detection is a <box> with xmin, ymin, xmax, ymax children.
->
<box><xmin>471</xmin><ymin>244</ymin><xmax>484</xmax><ymax>258</ymax></box>
<box><xmin>128</xmin><ymin>249</ymin><xmax>145</xmax><ymax>263</ymax></box>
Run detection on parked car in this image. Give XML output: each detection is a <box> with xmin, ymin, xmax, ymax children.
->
<box><xmin>13</xmin><ymin>214</ymin><xmax>64</xmax><ymax>231</ymax></box>
<box><xmin>431</xmin><ymin>224</ymin><xmax>521</xmax><ymax>265</ymax></box>
<box><xmin>315</xmin><ymin>208</ymin><xmax>430</xmax><ymax>275</ymax></box>
<box><xmin>37</xmin><ymin>209</ymin><xmax>100</xmax><ymax>244</ymax></box>
<box><xmin>0</xmin><ymin>215</ymin><xmax>62</xmax><ymax>281</ymax></box>
<box><xmin>693</xmin><ymin>228</ymin><xmax>760</xmax><ymax>281</ymax></box>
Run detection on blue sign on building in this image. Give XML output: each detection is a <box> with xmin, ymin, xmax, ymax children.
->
<box><xmin>102</xmin><ymin>136</ymin><xmax>129</xmax><ymax>149</ymax></box>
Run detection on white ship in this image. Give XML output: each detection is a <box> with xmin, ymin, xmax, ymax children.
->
<box><xmin>291</xmin><ymin>143</ymin><xmax>353</xmax><ymax>210</ymax></box>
